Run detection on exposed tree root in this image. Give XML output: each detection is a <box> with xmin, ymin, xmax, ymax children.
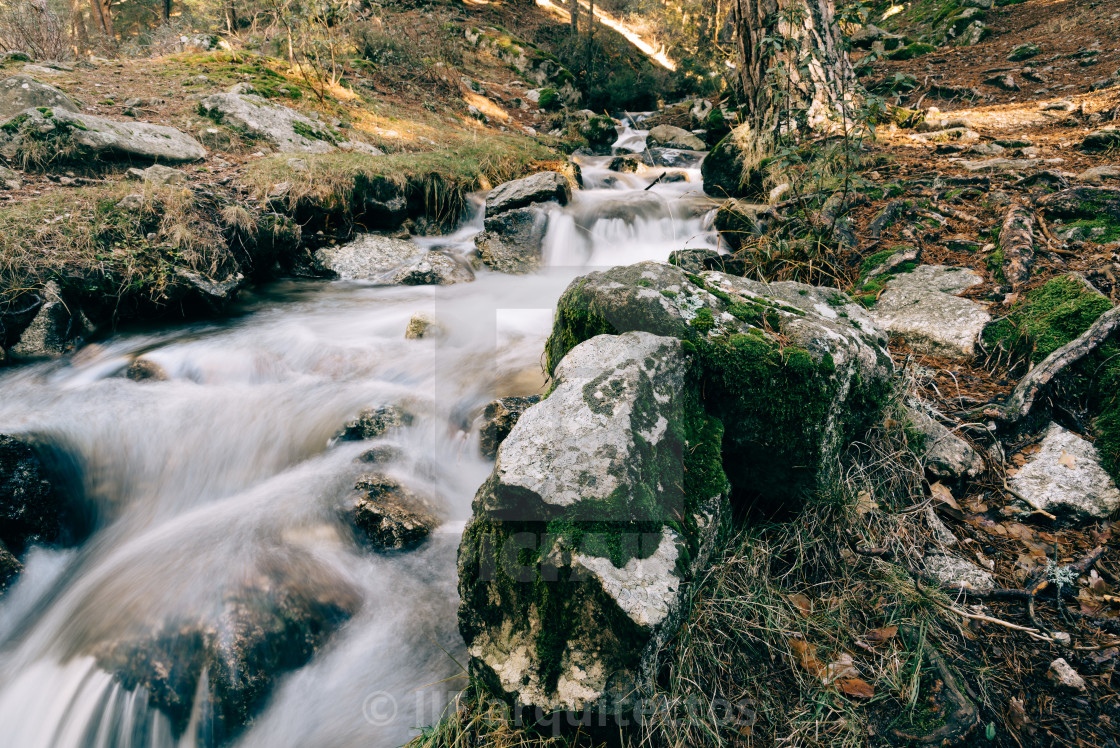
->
<box><xmin>1000</xmin><ymin>204</ymin><xmax>1035</xmax><ymax>290</ymax></box>
<box><xmin>983</xmin><ymin>305</ymin><xmax>1120</xmax><ymax>425</ymax></box>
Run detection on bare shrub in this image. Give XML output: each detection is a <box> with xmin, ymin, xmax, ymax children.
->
<box><xmin>0</xmin><ymin>0</ymin><xmax>70</xmax><ymax>61</ymax></box>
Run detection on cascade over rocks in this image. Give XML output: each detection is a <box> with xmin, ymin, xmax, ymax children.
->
<box><xmin>473</xmin><ymin>206</ymin><xmax>548</xmax><ymax>274</ymax></box>
<box><xmin>93</xmin><ymin>552</ymin><xmax>361</xmax><ymax>741</ymax></box>
<box><xmin>544</xmin><ymin>260</ymin><xmax>894</xmax><ymax>504</ymax></box>
<box><xmin>0</xmin><ymin>107</ymin><xmax>206</xmax><ymax>164</ymax></box>
<box><xmin>458</xmin><ymin>331</ymin><xmax>728</xmax><ymax>714</ymax></box>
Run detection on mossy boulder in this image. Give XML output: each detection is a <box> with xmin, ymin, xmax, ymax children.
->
<box><xmin>888</xmin><ymin>42</ymin><xmax>936</xmax><ymax>61</ymax></box>
<box><xmin>1037</xmin><ymin>186</ymin><xmax>1120</xmax><ymax>223</ymax></box>
<box><xmin>459</xmin><ymin>331</ymin><xmax>727</xmax><ymax>715</ymax></box>
<box><xmin>1009</xmin><ymin>43</ymin><xmax>1041</xmax><ymax>61</ymax></box>
<box><xmin>544</xmin><ymin>261</ymin><xmax>894</xmax><ymax>505</ymax></box>
<box><xmin>0</xmin><ymin>107</ymin><xmax>205</xmax><ymax>167</ymax></box>
<box><xmin>579</xmin><ymin>115</ymin><xmax>617</xmax><ymax>154</ymax></box>
<box><xmin>701</xmin><ymin>130</ymin><xmax>764</xmax><ymax>199</ymax></box>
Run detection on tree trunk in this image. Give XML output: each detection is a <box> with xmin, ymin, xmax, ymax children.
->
<box><xmin>162</xmin><ymin>0</ymin><xmax>172</xmax><ymax>22</ymax></box>
<box><xmin>730</xmin><ymin>0</ymin><xmax>856</xmax><ymax>134</ymax></box>
<box><xmin>569</xmin><ymin>0</ymin><xmax>579</xmax><ymax>36</ymax></box>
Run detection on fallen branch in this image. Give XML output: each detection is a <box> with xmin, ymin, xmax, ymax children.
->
<box><xmin>1000</xmin><ymin>204</ymin><xmax>1035</xmax><ymax>290</ymax></box>
<box><xmin>995</xmin><ymin>305</ymin><xmax>1120</xmax><ymax>424</ymax></box>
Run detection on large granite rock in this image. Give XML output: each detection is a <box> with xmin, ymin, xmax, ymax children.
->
<box><xmin>546</xmin><ymin>261</ymin><xmax>894</xmax><ymax>504</ymax></box>
<box><xmin>0</xmin><ymin>107</ymin><xmax>206</xmax><ymax>164</ymax></box>
<box><xmin>314</xmin><ymin>235</ymin><xmax>469</xmax><ymax>284</ymax></box>
<box><xmin>459</xmin><ymin>331</ymin><xmax>727</xmax><ymax>714</ymax></box>
<box><xmin>198</xmin><ymin>93</ymin><xmax>339</xmax><ymax>153</ymax></box>
<box><xmin>1009</xmin><ymin>423</ymin><xmax>1120</xmax><ymax>521</ymax></box>
<box><xmin>485</xmin><ymin>171</ymin><xmax>570</xmax><ymax>216</ymax></box>
<box><xmin>0</xmin><ymin>74</ymin><xmax>78</xmax><ymax>119</ymax></box>
<box><xmin>473</xmin><ymin>206</ymin><xmax>548</xmax><ymax>274</ymax></box>
<box><xmin>647</xmin><ymin>124</ymin><xmax>705</xmax><ymax>151</ymax></box>
<box><xmin>867</xmin><ymin>265</ymin><xmax>990</xmax><ymax>358</ymax></box>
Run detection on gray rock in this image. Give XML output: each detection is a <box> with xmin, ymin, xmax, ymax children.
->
<box><xmin>314</xmin><ymin>235</ymin><xmax>426</xmax><ymax>280</ymax></box>
<box><xmin>473</xmin><ymin>206</ymin><xmax>548</xmax><ymax>274</ymax></box>
<box><xmin>647</xmin><ymin>124</ymin><xmax>706</xmax><ymax>151</ymax></box>
<box><xmin>478</xmin><ymin>395</ymin><xmax>541</xmax><ymax>460</ymax></box>
<box><xmin>0</xmin><ymin>540</ymin><xmax>20</xmax><ymax>594</ymax></box>
<box><xmin>667</xmin><ymin>247</ymin><xmax>722</xmax><ymax>274</ymax></box>
<box><xmin>548</xmin><ymin>261</ymin><xmax>893</xmax><ymax>504</ymax></box>
<box><xmin>1009</xmin><ymin>42</ymin><xmax>1040</xmax><ymax>61</ymax></box>
<box><xmin>0</xmin><ymin>107</ymin><xmax>206</xmax><ymax>164</ymax></box>
<box><xmin>1083</xmin><ymin>129</ymin><xmax>1120</xmax><ymax>152</ymax></box>
<box><xmin>907</xmin><ymin>405</ymin><xmax>984</xmax><ymax>481</ymax></box>
<box><xmin>9</xmin><ymin>281</ymin><xmax>91</xmax><ymax>359</ymax></box>
<box><xmin>387</xmin><ymin>251</ymin><xmax>473</xmax><ymax>286</ymax></box>
<box><xmin>1009</xmin><ymin>423</ymin><xmax>1120</xmax><ymax>521</ymax></box>
<box><xmin>1047</xmin><ymin>658</ymin><xmax>1087</xmax><ymax>692</ymax></box>
<box><xmin>868</xmin><ymin>265</ymin><xmax>990</xmax><ymax>358</ymax></box>
<box><xmin>127</xmin><ymin>164</ymin><xmax>187</xmax><ymax>186</ymax></box>
<box><xmin>485</xmin><ymin>171</ymin><xmax>571</xmax><ymax>216</ymax></box>
<box><xmin>197</xmin><ymin>93</ymin><xmax>338</xmax><ymax>153</ymax></box>
<box><xmin>1077</xmin><ymin>165</ymin><xmax>1120</xmax><ymax>184</ymax></box>
<box><xmin>607</xmin><ymin>154</ymin><xmax>644</xmax><ymax>173</ymax></box>
<box><xmin>459</xmin><ymin>331</ymin><xmax>726</xmax><ymax>714</ymax></box>
<box><xmin>984</xmin><ymin>74</ymin><xmax>1019</xmax><ymax>91</ymax></box>
<box><xmin>955</xmin><ymin>20</ymin><xmax>990</xmax><ymax>46</ymax></box>
<box><xmin>958</xmin><ymin>158</ymin><xmax>1042</xmax><ymax>173</ymax></box>
<box><xmin>348</xmin><ymin>473</ymin><xmax>438</xmax><ymax>550</ymax></box>
<box><xmin>925</xmin><ymin>553</ymin><xmax>996</xmax><ymax>592</ymax></box>
<box><xmin>0</xmin><ymin>75</ymin><xmax>77</xmax><ymax>119</ymax></box>
<box><xmin>172</xmin><ymin>269</ymin><xmax>244</xmax><ymax>305</ymax></box>
<box><xmin>0</xmin><ymin>164</ymin><xmax>21</xmax><ymax>190</ymax></box>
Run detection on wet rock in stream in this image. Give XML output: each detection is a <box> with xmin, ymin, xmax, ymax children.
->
<box><xmin>347</xmin><ymin>473</ymin><xmax>438</xmax><ymax>550</ymax></box>
<box><xmin>92</xmin><ymin>553</ymin><xmax>362</xmax><ymax>741</ymax></box>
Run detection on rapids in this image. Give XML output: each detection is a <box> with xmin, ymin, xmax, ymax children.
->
<box><xmin>0</xmin><ymin>134</ymin><xmax>719</xmax><ymax>748</ymax></box>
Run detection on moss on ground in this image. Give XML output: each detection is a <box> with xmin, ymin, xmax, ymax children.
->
<box><xmin>985</xmin><ymin>275</ymin><xmax>1120</xmax><ymax>481</ymax></box>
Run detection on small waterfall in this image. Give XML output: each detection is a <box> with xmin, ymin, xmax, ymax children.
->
<box><xmin>0</xmin><ymin>152</ymin><xmax>718</xmax><ymax>747</ymax></box>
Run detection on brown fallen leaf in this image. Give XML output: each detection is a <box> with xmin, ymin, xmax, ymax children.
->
<box><xmin>788</xmin><ymin>593</ymin><xmax>812</xmax><ymax>618</ymax></box>
<box><xmin>1008</xmin><ymin>696</ymin><xmax>1030</xmax><ymax>732</ymax></box>
<box><xmin>839</xmin><ymin>678</ymin><xmax>875</xmax><ymax>699</ymax></box>
<box><xmin>865</xmin><ymin>625</ymin><xmax>898</xmax><ymax>644</ymax></box>
<box><xmin>1058</xmin><ymin>449</ymin><xmax>1077</xmax><ymax>469</ymax></box>
<box><xmin>788</xmin><ymin>638</ymin><xmax>825</xmax><ymax>678</ymax></box>
<box><xmin>825</xmin><ymin>654</ymin><xmax>859</xmax><ymax>683</ymax></box>
<box><xmin>930</xmin><ymin>481</ymin><xmax>960</xmax><ymax>511</ymax></box>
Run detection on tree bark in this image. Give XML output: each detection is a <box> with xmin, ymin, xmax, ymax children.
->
<box><xmin>569</xmin><ymin>0</ymin><xmax>579</xmax><ymax>36</ymax></box>
<box><xmin>162</xmin><ymin>0</ymin><xmax>172</xmax><ymax>22</ymax></box>
<box><xmin>730</xmin><ymin>0</ymin><xmax>857</xmax><ymax>134</ymax></box>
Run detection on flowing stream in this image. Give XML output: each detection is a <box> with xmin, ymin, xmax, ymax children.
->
<box><xmin>0</xmin><ymin>134</ymin><xmax>718</xmax><ymax>748</ymax></box>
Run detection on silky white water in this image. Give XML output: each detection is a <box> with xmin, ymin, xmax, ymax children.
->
<box><xmin>0</xmin><ymin>144</ymin><xmax>718</xmax><ymax>748</ymax></box>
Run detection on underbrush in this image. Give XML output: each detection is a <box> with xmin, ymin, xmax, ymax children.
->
<box><xmin>0</xmin><ymin>182</ymin><xmax>292</xmax><ymax>319</ymax></box>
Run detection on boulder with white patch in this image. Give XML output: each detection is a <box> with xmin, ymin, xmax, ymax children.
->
<box><xmin>458</xmin><ymin>331</ymin><xmax>727</xmax><ymax>715</ymax></box>
<box><xmin>867</xmin><ymin>265</ymin><xmax>991</xmax><ymax>358</ymax></box>
<box><xmin>1009</xmin><ymin>423</ymin><xmax>1120</xmax><ymax>521</ymax></box>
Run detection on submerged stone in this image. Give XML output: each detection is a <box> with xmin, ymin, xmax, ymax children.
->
<box><xmin>0</xmin><ymin>434</ymin><xmax>63</xmax><ymax>555</ymax></box>
<box><xmin>478</xmin><ymin>395</ymin><xmax>541</xmax><ymax>460</ymax></box>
